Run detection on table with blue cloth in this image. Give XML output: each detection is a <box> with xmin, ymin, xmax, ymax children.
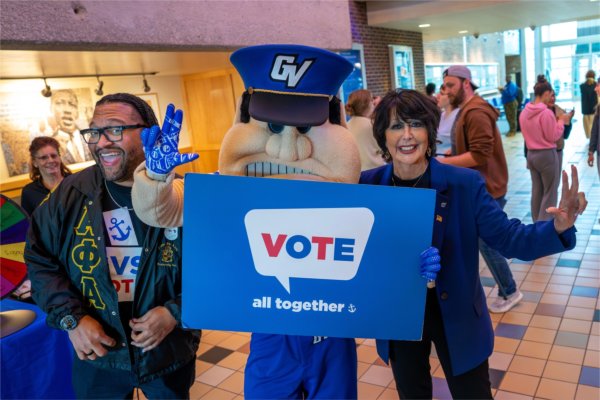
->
<box><xmin>1</xmin><ymin>298</ymin><xmax>75</xmax><ymax>399</ymax></box>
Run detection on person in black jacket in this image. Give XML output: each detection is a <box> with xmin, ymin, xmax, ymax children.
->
<box><xmin>25</xmin><ymin>93</ymin><xmax>200</xmax><ymax>399</ymax></box>
<box><xmin>580</xmin><ymin>70</ymin><xmax>597</xmax><ymax>139</ymax></box>
<box><xmin>21</xmin><ymin>136</ymin><xmax>72</xmax><ymax>215</ymax></box>
<box><xmin>587</xmin><ymin>79</ymin><xmax>600</xmax><ymax>179</ymax></box>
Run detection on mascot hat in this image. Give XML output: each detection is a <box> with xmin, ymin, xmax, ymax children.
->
<box><xmin>230</xmin><ymin>44</ymin><xmax>354</xmax><ymax>127</ymax></box>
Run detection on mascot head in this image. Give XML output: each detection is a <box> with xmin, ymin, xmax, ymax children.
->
<box><xmin>218</xmin><ymin>44</ymin><xmax>361</xmax><ymax>183</ymax></box>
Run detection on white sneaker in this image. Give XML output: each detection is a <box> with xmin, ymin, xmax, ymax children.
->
<box><xmin>488</xmin><ymin>290</ymin><xmax>524</xmax><ymax>313</ymax></box>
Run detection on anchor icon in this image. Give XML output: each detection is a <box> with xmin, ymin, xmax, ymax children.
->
<box><xmin>109</xmin><ymin>217</ymin><xmax>131</xmax><ymax>241</ymax></box>
<box><xmin>348</xmin><ymin>304</ymin><xmax>357</xmax><ymax>313</ymax></box>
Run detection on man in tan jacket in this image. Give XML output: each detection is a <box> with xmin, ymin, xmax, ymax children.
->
<box><xmin>439</xmin><ymin>65</ymin><xmax>522</xmax><ymax>314</ymax></box>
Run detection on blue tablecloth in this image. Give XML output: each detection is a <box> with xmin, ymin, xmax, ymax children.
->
<box><xmin>1</xmin><ymin>299</ymin><xmax>75</xmax><ymax>399</ymax></box>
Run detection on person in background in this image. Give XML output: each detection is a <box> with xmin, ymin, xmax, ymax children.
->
<box><xmin>435</xmin><ymin>84</ymin><xmax>459</xmax><ymax>155</ymax></box>
<box><xmin>580</xmin><ymin>70</ymin><xmax>597</xmax><ymax>139</ymax></box>
<box><xmin>14</xmin><ymin>137</ymin><xmax>72</xmax><ymax>303</ymax></box>
<box><xmin>500</xmin><ymin>75</ymin><xmax>519</xmax><ymax>136</ymax></box>
<box><xmin>346</xmin><ymin>89</ymin><xmax>387</xmax><ymax>171</ymax></box>
<box><xmin>440</xmin><ymin>65</ymin><xmax>522</xmax><ymax>314</ymax></box>
<box><xmin>426</xmin><ymin>82</ymin><xmax>437</xmax><ymax>103</ymax></box>
<box><xmin>25</xmin><ymin>93</ymin><xmax>200</xmax><ymax>399</ymax></box>
<box><xmin>362</xmin><ymin>89</ymin><xmax>586</xmax><ymax>400</ymax></box>
<box><xmin>21</xmin><ymin>136</ymin><xmax>72</xmax><ymax>216</ymax></box>
<box><xmin>519</xmin><ymin>75</ymin><xmax>570</xmax><ymax>223</ymax></box>
<box><xmin>547</xmin><ymin>89</ymin><xmax>574</xmax><ymax>169</ymax></box>
<box><xmin>587</xmin><ymin>79</ymin><xmax>600</xmax><ymax>179</ymax></box>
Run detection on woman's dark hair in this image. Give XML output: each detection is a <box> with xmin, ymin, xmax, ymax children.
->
<box><xmin>239</xmin><ymin>90</ymin><xmax>342</xmax><ymax>125</ymax></box>
<box><xmin>345</xmin><ymin>89</ymin><xmax>373</xmax><ymax>117</ymax></box>
<box><xmin>373</xmin><ymin>89</ymin><xmax>440</xmax><ymax>162</ymax></box>
<box><xmin>28</xmin><ymin>136</ymin><xmax>72</xmax><ymax>181</ymax></box>
<box><xmin>533</xmin><ymin>75</ymin><xmax>553</xmax><ymax>98</ymax></box>
<box><xmin>95</xmin><ymin>93</ymin><xmax>159</xmax><ymax>127</ymax></box>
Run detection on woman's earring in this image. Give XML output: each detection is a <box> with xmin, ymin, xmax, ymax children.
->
<box><xmin>427</xmin><ymin>148</ymin><xmax>432</xmax><ymax>157</ymax></box>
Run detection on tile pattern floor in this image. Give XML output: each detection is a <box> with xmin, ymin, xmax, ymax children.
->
<box><xmin>177</xmin><ymin>121</ymin><xmax>599</xmax><ymax>399</ymax></box>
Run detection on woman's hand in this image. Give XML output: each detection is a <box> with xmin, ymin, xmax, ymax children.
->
<box><xmin>420</xmin><ymin>247</ymin><xmax>441</xmax><ymax>288</ymax></box>
<box><xmin>547</xmin><ymin>165</ymin><xmax>588</xmax><ymax>233</ymax></box>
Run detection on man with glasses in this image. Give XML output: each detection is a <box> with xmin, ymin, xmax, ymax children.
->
<box><xmin>439</xmin><ymin>66</ymin><xmax>523</xmax><ymax>314</ymax></box>
<box><xmin>25</xmin><ymin>93</ymin><xmax>200</xmax><ymax>399</ymax></box>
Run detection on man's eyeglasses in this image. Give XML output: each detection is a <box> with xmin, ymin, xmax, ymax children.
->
<box><xmin>80</xmin><ymin>125</ymin><xmax>146</xmax><ymax>144</ymax></box>
<box><xmin>35</xmin><ymin>153</ymin><xmax>60</xmax><ymax>162</ymax></box>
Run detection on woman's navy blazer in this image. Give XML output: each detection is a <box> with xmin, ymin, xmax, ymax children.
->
<box><xmin>359</xmin><ymin>158</ymin><xmax>576</xmax><ymax>376</ymax></box>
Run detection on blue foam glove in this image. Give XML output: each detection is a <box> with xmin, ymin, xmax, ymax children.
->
<box><xmin>141</xmin><ymin>104</ymin><xmax>199</xmax><ymax>180</ymax></box>
<box><xmin>420</xmin><ymin>247</ymin><xmax>441</xmax><ymax>288</ymax></box>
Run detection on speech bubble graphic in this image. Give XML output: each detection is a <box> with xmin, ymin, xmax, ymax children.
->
<box><xmin>244</xmin><ymin>208</ymin><xmax>374</xmax><ymax>293</ymax></box>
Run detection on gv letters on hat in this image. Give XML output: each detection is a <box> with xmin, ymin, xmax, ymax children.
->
<box><xmin>230</xmin><ymin>44</ymin><xmax>354</xmax><ymax>127</ymax></box>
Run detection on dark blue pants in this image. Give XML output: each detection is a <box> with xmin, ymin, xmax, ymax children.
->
<box><xmin>245</xmin><ymin>333</ymin><xmax>357</xmax><ymax>399</ymax></box>
<box><xmin>72</xmin><ymin>356</ymin><xmax>196</xmax><ymax>399</ymax></box>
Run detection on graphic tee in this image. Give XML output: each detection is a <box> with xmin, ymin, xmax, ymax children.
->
<box><xmin>102</xmin><ymin>181</ymin><xmax>148</xmax><ymax>332</ymax></box>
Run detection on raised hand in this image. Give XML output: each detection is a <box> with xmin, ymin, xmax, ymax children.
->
<box><xmin>547</xmin><ymin>165</ymin><xmax>588</xmax><ymax>233</ymax></box>
<box><xmin>141</xmin><ymin>104</ymin><xmax>199</xmax><ymax>179</ymax></box>
<box><xmin>420</xmin><ymin>246</ymin><xmax>441</xmax><ymax>288</ymax></box>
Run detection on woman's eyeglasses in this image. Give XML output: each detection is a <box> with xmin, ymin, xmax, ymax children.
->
<box><xmin>80</xmin><ymin>124</ymin><xmax>146</xmax><ymax>144</ymax></box>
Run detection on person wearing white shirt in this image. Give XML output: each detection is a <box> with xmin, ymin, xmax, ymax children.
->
<box><xmin>346</xmin><ymin>89</ymin><xmax>387</xmax><ymax>171</ymax></box>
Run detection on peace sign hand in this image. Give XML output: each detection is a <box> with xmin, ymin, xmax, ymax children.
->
<box><xmin>547</xmin><ymin>165</ymin><xmax>588</xmax><ymax>234</ymax></box>
<box><xmin>141</xmin><ymin>104</ymin><xmax>199</xmax><ymax>180</ymax></box>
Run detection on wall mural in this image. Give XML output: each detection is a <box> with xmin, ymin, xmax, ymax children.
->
<box><xmin>0</xmin><ymin>88</ymin><xmax>94</xmax><ymax>178</ymax></box>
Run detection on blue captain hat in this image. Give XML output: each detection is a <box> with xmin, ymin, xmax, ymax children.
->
<box><xmin>230</xmin><ymin>44</ymin><xmax>354</xmax><ymax>127</ymax></box>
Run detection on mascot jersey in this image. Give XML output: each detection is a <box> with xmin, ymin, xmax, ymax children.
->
<box><xmin>132</xmin><ymin>44</ymin><xmax>361</xmax><ymax>399</ymax></box>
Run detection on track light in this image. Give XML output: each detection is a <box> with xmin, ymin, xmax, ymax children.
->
<box><xmin>41</xmin><ymin>78</ymin><xmax>52</xmax><ymax>97</ymax></box>
<box><xmin>95</xmin><ymin>76</ymin><xmax>104</xmax><ymax>96</ymax></box>
<box><xmin>143</xmin><ymin>74</ymin><xmax>151</xmax><ymax>93</ymax></box>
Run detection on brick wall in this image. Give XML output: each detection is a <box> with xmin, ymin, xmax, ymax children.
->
<box><xmin>348</xmin><ymin>1</ymin><xmax>425</xmax><ymax>97</ymax></box>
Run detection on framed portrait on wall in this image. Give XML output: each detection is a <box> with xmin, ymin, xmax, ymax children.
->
<box><xmin>389</xmin><ymin>45</ymin><xmax>415</xmax><ymax>90</ymax></box>
<box><xmin>0</xmin><ymin>87</ymin><xmax>95</xmax><ymax>181</ymax></box>
<box><xmin>135</xmin><ymin>93</ymin><xmax>162</xmax><ymax>124</ymax></box>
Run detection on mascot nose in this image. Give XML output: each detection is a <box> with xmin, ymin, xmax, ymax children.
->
<box><xmin>265</xmin><ymin>128</ymin><xmax>312</xmax><ymax>161</ymax></box>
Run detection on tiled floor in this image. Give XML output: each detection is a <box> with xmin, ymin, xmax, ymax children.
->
<box><xmin>180</xmin><ymin>119</ymin><xmax>600</xmax><ymax>399</ymax></box>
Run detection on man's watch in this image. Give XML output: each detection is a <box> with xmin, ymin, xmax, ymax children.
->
<box><xmin>59</xmin><ymin>315</ymin><xmax>79</xmax><ymax>331</ymax></box>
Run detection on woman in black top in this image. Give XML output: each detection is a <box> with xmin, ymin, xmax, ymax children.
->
<box><xmin>21</xmin><ymin>136</ymin><xmax>72</xmax><ymax>215</ymax></box>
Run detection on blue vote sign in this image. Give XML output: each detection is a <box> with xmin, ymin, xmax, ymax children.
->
<box><xmin>182</xmin><ymin>174</ymin><xmax>435</xmax><ymax>340</ymax></box>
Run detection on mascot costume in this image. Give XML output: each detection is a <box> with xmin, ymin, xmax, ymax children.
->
<box><xmin>132</xmin><ymin>44</ymin><xmax>439</xmax><ymax>399</ymax></box>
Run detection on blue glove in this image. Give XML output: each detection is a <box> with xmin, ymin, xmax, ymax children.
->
<box><xmin>141</xmin><ymin>104</ymin><xmax>199</xmax><ymax>180</ymax></box>
<box><xmin>420</xmin><ymin>247</ymin><xmax>441</xmax><ymax>288</ymax></box>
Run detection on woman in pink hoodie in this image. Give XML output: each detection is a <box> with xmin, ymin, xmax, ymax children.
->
<box><xmin>519</xmin><ymin>75</ymin><xmax>571</xmax><ymax>222</ymax></box>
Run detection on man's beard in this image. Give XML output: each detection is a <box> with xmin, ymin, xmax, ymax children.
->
<box><xmin>450</xmin><ymin>86</ymin><xmax>466</xmax><ymax>108</ymax></box>
<box><xmin>94</xmin><ymin>147</ymin><xmax>143</xmax><ymax>183</ymax></box>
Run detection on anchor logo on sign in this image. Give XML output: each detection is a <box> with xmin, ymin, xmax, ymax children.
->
<box><xmin>348</xmin><ymin>304</ymin><xmax>357</xmax><ymax>313</ymax></box>
<box><xmin>109</xmin><ymin>218</ymin><xmax>131</xmax><ymax>241</ymax></box>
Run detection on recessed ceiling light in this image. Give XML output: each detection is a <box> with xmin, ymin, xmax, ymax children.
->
<box><xmin>419</xmin><ymin>24</ymin><xmax>431</xmax><ymax>28</ymax></box>
<box><xmin>459</xmin><ymin>30</ymin><xmax>469</xmax><ymax>34</ymax></box>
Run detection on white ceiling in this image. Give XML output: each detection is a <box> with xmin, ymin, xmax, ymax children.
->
<box><xmin>367</xmin><ymin>0</ymin><xmax>600</xmax><ymax>42</ymax></box>
<box><xmin>0</xmin><ymin>1</ymin><xmax>598</xmax><ymax>80</ymax></box>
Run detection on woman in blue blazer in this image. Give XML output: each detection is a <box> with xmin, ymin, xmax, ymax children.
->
<box><xmin>359</xmin><ymin>89</ymin><xmax>587</xmax><ymax>399</ymax></box>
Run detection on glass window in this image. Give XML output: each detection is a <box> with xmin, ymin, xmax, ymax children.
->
<box><xmin>542</xmin><ymin>21</ymin><xmax>578</xmax><ymax>42</ymax></box>
<box><xmin>504</xmin><ymin>30</ymin><xmax>520</xmax><ymax>55</ymax></box>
